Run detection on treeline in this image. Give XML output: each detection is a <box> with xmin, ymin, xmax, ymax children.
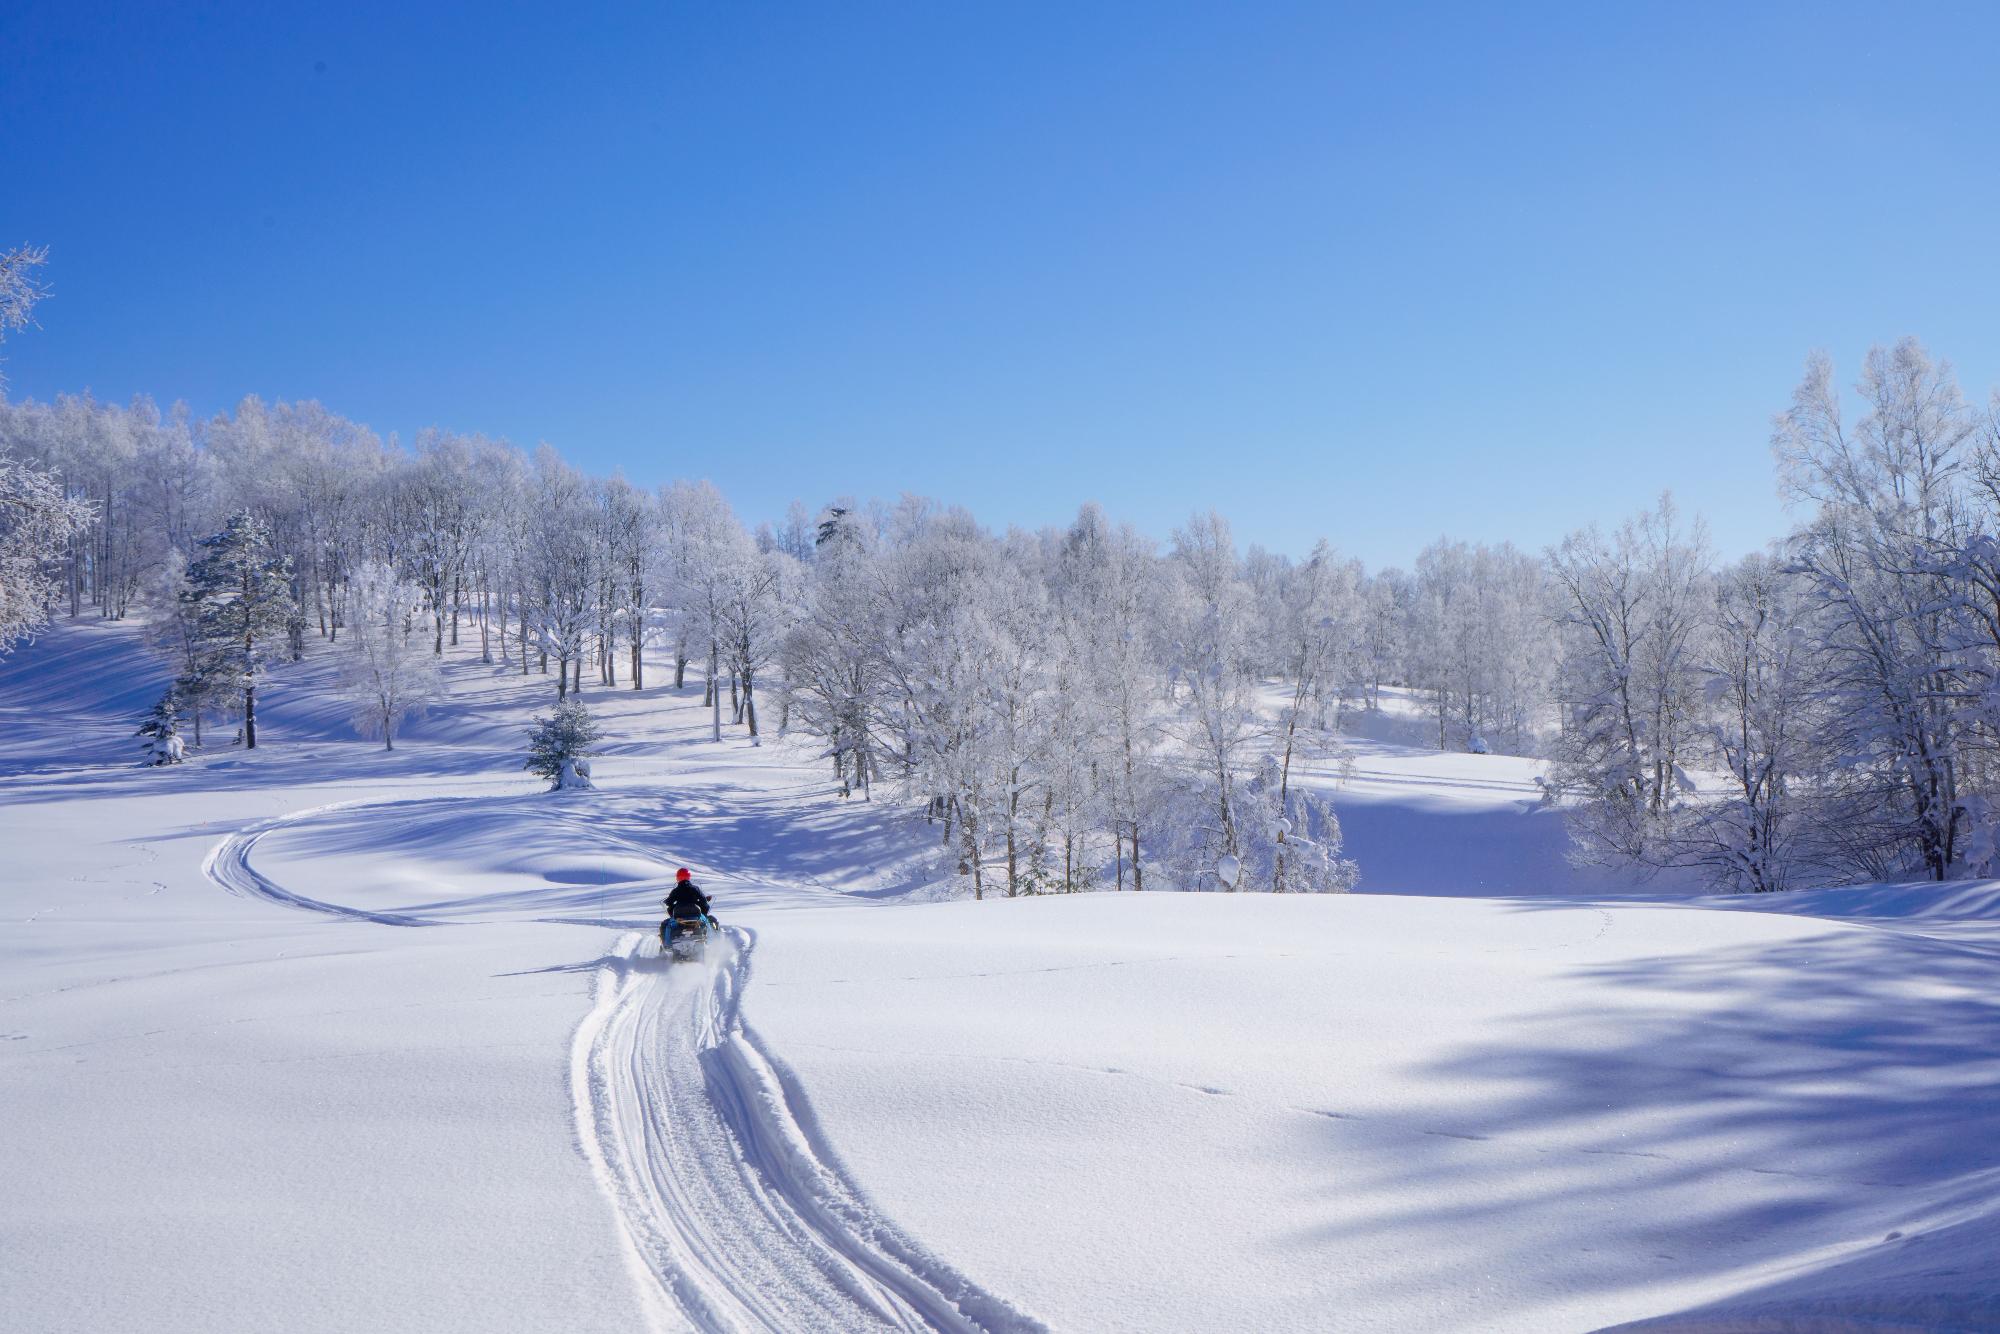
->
<box><xmin>3</xmin><ymin>335</ymin><xmax>1998</xmax><ymax>895</ymax></box>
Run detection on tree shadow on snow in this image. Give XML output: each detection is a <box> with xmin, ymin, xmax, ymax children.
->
<box><xmin>1279</xmin><ymin>918</ymin><xmax>2000</xmax><ymax>1324</ymax></box>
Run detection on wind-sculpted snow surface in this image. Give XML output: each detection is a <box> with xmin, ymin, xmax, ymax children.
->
<box><xmin>574</xmin><ymin>932</ymin><xmax>1046</xmax><ymax>1333</ymax></box>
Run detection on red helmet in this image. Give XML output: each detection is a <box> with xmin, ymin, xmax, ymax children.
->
<box><xmin>676</xmin><ymin>867</ymin><xmax>693</xmax><ymax>882</ymax></box>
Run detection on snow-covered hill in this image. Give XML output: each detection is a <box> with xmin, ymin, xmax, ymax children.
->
<box><xmin>4</xmin><ymin>622</ymin><xmax>1996</xmax><ymax>1332</ymax></box>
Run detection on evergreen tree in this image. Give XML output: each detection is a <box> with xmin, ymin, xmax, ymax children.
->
<box><xmin>135</xmin><ymin>690</ymin><xmax>186</xmax><ymax>765</ymax></box>
<box><xmin>525</xmin><ymin>698</ymin><xmax>602</xmax><ymax>789</ymax></box>
<box><xmin>181</xmin><ymin>511</ymin><xmax>297</xmax><ymax>749</ymax></box>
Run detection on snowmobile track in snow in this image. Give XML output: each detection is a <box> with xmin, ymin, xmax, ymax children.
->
<box><xmin>574</xmin><ymin>930</ymin><xmax>1043</xmax><ymax>1334</ymax></box>
<box><xmin>204</xmin><ymin>802</ymin><xmax>1036</xmax><ymax>1333</ymax></box>
<box><xmin>202</xmin><ymin>802</ymin><xmax>435</xmax><ymax>926</ymax></box>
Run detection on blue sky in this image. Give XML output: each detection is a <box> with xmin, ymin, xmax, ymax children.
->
<box><xmin>4</xmin><ymin>1</ymin><xmax>1997</xmax><ymax>569</ymax></box>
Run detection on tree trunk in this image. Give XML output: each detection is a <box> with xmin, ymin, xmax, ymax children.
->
<box><xmin>964</xmin><ymin>814</ymin><xmax>983</xmax><ymax>901</ymax></box>
<box><xmin>1005</xmin><ymin>784</ymin><xmax>1019</xmax><ymax>898</ymax></box>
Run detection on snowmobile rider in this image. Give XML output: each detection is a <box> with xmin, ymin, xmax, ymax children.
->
<box><xmin>661</xmin><ymin>867</ymin><xmax>714</xmax><ymax>946</ymax></box>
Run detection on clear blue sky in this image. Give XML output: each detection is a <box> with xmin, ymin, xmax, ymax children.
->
<box><xmin>5</xmin><ymin>1</ymin><xmax>1998</xmax><ymax>569</ymax></box>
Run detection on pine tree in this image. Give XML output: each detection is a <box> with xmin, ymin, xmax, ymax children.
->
<box><xmin>135</xmin><ymin>690</ymin><xmax>186</xmax><ymax>765</ymax></box>
<box><xmin>525</xmin><ymin>699</ymin><xmax>602</xmax><ymax>789</ymax></box>
<box><xmin>181</xmin><ymin>511</ymin><xmax>297</xmax><ymax>749</ymax></box>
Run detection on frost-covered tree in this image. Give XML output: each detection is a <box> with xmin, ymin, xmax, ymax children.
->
<box><xmin>664</xmin><ymin>480</ymin><xmax>746</xmax><ymax>716</ymax></box>
<box><xmin>1774</xmin><ymin>340</ymin><xmax>1978</xmax><ymax>879</ymax></box>
<box><xmin>0</xmin><ymin>243</ymin><xmax>50</xmax><ymax>378</ymax></box>
<box><xmin>598</xmin><ymin>475</ymin><xmax>656</xmax><ymax>688</ymax></box>
<box><xmin>1246</xmin><ymin>755</ymin><xmax>1358</xmax><ymax>893</ymax></box>
<box><xmin>1053</xmin><ymin>504</ymin><xmax>1162</xmax><ymax>890</ymax></box>
<box><xmin>135</xmin><ymin>690</ymin><xmax>187</xmax><ymax>766</ymax></box>
<box><xmin>1266</xmin><ymin>543</ymin><xmax>1361</xmax><ymax>891</ymax></box>
<box><xmin>976</xmin><ymin>549</ymin><xmax>1055</xmax><ymax>896</ymax></box>
<box><xmin>521</xmin><ymin>447</ymin><xmax>596</xmax><ymax>699</ymax></box>
<box><xmin>1548</xmin><ymin>496</ymin><xmax>1711</xmax><ymax>866</ymax></box>
<box><xmin>721</xmin><ymin>545</ymin><xmax>797</xmax><ymax>739</ymax></box>
<box><xmin>391</xmin><ymin>430</ymin><xmax>493</xmax><ymax>655</ymax></box>
<box><xmin>525</xmin><ymin>698</ymin><xmax>602</xmax><ymax>790</ymax></box>
<box><xmin>1673</xmin><ymin>555</ymin><xmax>1820</xmax><ymax>891</ymax></box>
<box><xmin>139</xmin><ymin>549</ymin><xmax>225</xmax><ymax>745</ymax></box>
<box><xmin>780</xmin><ymin>503</ymin><xmax>886</xmax><ymax>799</ymax></box>
<box><xmin>1354</xmin><ymin>571</ymin><xmax>1406</xmax><ymax>714</ymax></box>
<box><xmin>336</xmin><ymin>561</ymin><xmax>443</xmax><ymax>749</ymax></box>
<box><xmin>1406</xmin><ymin>539</ymin><xmax>1552</xmax><ymax>753</ymax></box>
<box><xmin>180</xmin><ymin>510</ymin><xmax>297</xmax><ymax>748</ymax></box>
<box><xmin>0</xmin><ymin>249</ymin><xmax>94</xmax><ymax>650</ymax></box>
<box><xmin>0</xmin><ymin>454</ymin><xmax>92</xmax><ymax>652</ymax></box>
<box><xmin>1163</xmin><ymin>512</ymin><xmax>1266</xmax><ymax>873</ymax></box>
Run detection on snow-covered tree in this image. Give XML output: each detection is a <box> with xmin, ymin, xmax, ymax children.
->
<box><xmin>525</xmin><ymin>698</ymin><xmax>602</xmax><ymax>790</ymax></box>
<box><xmin>0</xmin><ymin>454</ymin><xmax>92</xmax><ymax>652</ymax></box>
<box><xmin>1547</xmin><ymin>495</ymin><xmax>1711</xmax><ymax>867</ymax></box>
<box><xmin>780</xmin><ymin>503</ymin><xmax>885</xmax><ymax>799</ymax></box>
<box><xmin>1162</xmin><ymin>512</ymin><xmax>1265</xmax><ymax>874</ymax></box>
<box><xmin>179</xmin><ymin>510</ymin><xmax>298</xmax><ymax>748</ymax></box>
<box><xmin>1054</xmin><ymin>505</ymin><xmax>1164</xmax><ymax>890</ymax></box>
<box><xmin>135</xmin><ymin>690</ymin><xmax>187</xmax><ymax>766</ymax></box>
<box><xmin>1245</xmin><ymin>755</ymin><xmax>1358</xmax><ymax>893</ymax></box>
<box><xmin>521</xmin><ymin>447</ymin><xmax>596</xmax><ymax>699</ymax></box>
<box><xmin>336</xmin><ymin>561</ymin><xmax>443</xmax><ymax>750</ymax></box>
<box><xmin>1266</xmin><ymin>543</ymin><xmax>1361</xmax><ymax>891</ymax></box>
<box><xmin>1774</xmin><ymin>340</ymin><xmax>1978</xmax><ymax>879</ymax></box>
<box><xmin>1405</xmin><ymin>539</ymin><xmax>1553</xmax><ymax>753</ymax></box>
<box><xmin>0</xmin><ymin>243</ymin><xmax>49</xmax><ymax>378</ymax></box>
<box><xmin>1674</xmin><ymin>555</ymin><xmax>1819</xmax><ymax>891</ymax></box>
<box><xmin>597</xmin><ymin>474</ymin><xmax>656</xmax><ymax>688</ymax></box>
<box><xmin>721</xmin><ymin>545</ymin><xmax>797</xmax><ymax>739</ymax></box>
<box><xmin>663</xmin><ymin>479</ymin><xmax>747</xmax><ymax>717</ymax></box>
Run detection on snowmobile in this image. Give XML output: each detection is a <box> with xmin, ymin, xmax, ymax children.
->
<box><xmin>661</xmin><ymin>908</ymin><xmax>717</xmax><ymax>963</ymax></box>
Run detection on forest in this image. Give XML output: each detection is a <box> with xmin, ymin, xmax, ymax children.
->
<box><xmin>4</xmin><ymin>336</ymin><xmax>1998</xmax><ymax>898</ymax></box>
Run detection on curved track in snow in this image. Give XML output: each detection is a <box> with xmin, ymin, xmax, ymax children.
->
<box><xmin>202</xmin><ymin>802</ymin><xmax>435</xmax><ymax>926</ymax></box>
<box><xmin>574</xmin><ymin>932</ymin><xmax>1039</xmax><ymax>1333</ymax></box>
<box><xmin>205</xmin><ymin>802</ymin><xmax>1036</xmax><ymax>1333</ymax></box>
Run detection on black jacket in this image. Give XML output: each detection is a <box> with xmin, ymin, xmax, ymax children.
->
<box><xmin>665</xmin><ymin>882</ymin><xmax>711</xmax><ymax>918</ymax></box>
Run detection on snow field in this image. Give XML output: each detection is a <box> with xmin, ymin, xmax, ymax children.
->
<box><xmin>741</xmin><ymin>893</ymin><xmax>2000</xmax><ymax>1331</ymax></box>
<box><xmin>7</xmin><ymin>622</ymin><xmax>2000</xmax><ymax>1331</ymax></box>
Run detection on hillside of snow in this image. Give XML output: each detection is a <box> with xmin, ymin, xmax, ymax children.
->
<box><xmin>5</xmin><ymin>622</ymin><xmax>1998</xmax><ymax>1332</ymax></box>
